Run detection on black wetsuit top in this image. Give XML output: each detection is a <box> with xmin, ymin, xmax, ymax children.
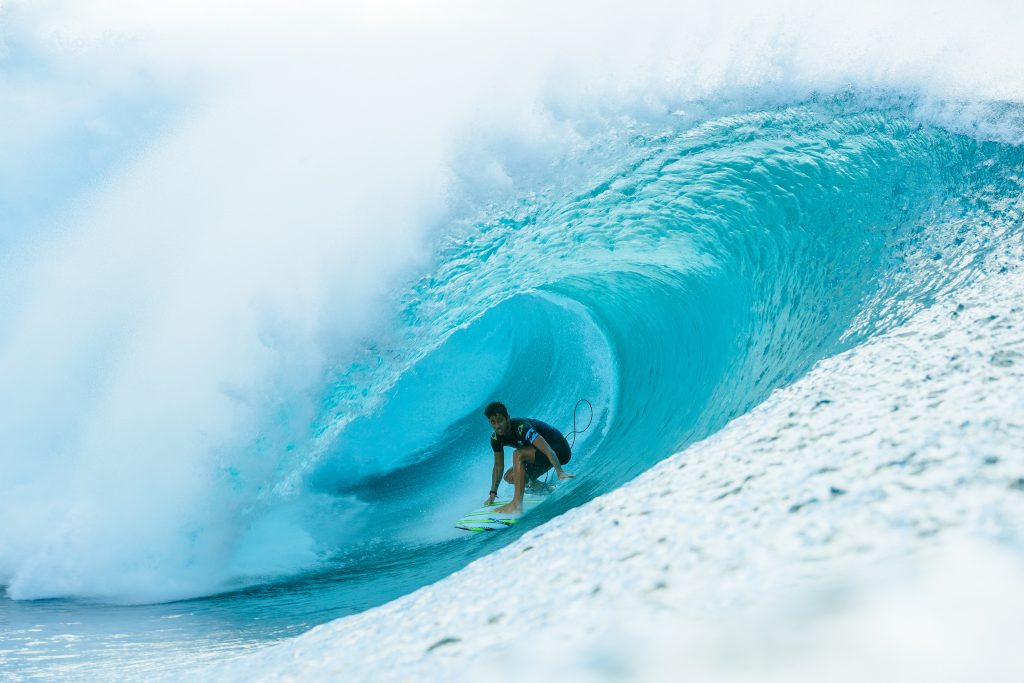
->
<box><xmin>490</xmin><ymin>418</ymin><xmax>566</xmax><ymax>451</ymax></box>
<box><xmin>490</xmin><ymin>418</ymin><xmax>572</xmax><ymax>481</ymax></box>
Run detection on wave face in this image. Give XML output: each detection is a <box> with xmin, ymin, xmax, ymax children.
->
<box><xmin>9</xmin><ymin>97</ymin><xmax>1022</xmax><ymax>612</ymax></box>
<box><xmin>1</xmin><ymin>4</ymin><xmax>1024</xmax><ymax>663</ymax></box>
<box><xmin>357</xmin><ymin>102</ymin><xmax>1021</xmax><ymax>508</ymax></box>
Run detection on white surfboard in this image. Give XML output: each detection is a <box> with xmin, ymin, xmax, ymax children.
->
<box><xmin>455</xmin><ymin>493</ymin><xmax>547</xmax><ymax>532</ymax></box>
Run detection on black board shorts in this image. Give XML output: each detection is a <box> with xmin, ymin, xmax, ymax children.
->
<box><xmin>525</xmin><ymin>439</ymin><xmax>572</xmax><ymax>482</ymax></box>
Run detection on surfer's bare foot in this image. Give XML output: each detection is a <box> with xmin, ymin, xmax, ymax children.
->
<box><xmin>494</xmin><ymin>502</ymin><xmax>521</xmax><ymax>514</ymax></box>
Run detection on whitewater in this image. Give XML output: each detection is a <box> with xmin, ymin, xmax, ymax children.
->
<box><xmin>1</xmin><ymin>1</ymin><xmax>1022</xmax><ymax>680</ymax></box>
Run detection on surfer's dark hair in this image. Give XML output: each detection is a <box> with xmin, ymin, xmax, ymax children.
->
<box><xmin>483</xmin><ymin>401</ymin><xmax>509</xmax><ymax>419</ymax></box>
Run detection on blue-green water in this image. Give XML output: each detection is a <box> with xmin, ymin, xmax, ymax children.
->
<box><xmin>3</xmin><ymin>96</ymin><xmax>1022</xmax><ymax>679</ymax></box>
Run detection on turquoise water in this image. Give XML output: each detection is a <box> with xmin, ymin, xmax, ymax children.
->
<box><xmin>3</xmin><ymin>96</ymin><xmax>1022</xmax><ymax>679</ymax></box>
<box><xmin>3</xmin><ymin>4</ymin><xmax>1024</xmax><ymax>678</ymax></box>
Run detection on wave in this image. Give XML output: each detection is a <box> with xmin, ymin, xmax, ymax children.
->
<box><xmin>2</xmin><ymin>1</ymin><xmax>1024</xmax><ymax>606</ymax></box>
<box><xmin>3</xmin><ymin>95</ymin><xmax>1022</xmax><ymax>605</ymax></box>
<box><xmin>335</xmin><ymin>100</ymin><xmax>1023</xmax><ymax>503</ymax></box>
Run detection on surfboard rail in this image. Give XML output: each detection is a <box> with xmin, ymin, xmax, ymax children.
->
<box><xmin>454</xmin><ymin>493</ymin><xmax>546</xmax><ymax>532</ymax></box>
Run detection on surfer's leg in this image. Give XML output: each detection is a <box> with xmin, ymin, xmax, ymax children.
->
<box><xmin>495</xmin><ymin>446</ymin><xmax>536</xmax><ymax>513</ymax></box>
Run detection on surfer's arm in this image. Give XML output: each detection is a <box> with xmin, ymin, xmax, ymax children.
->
<box><xmin>531</xmin><ymin>436</ymin><xmax>561</xmax><ymax>472</ymax></box>
<box><xmin>531</xmin><ymin>435</ymin><xmax>575</xmax><ymax>480</ymax></box>
<box><xmin>487</xmin><ymin>449</ymin><xmax>504</xmax><ymax>505</ymax></box>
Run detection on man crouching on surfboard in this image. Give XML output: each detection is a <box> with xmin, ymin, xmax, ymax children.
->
<box><xmin>484</xmin><ymin>401</ymin><xmax>575</xmax><ymax>514</ymax></box>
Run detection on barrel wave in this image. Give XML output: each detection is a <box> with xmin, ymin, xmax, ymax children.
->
<box><xmin>2</xmin><ymin>93</ymin><xmax>1023</xmax><ymax>683</ymax></box>
<box><xmin>4</xmin><ymin>1</ymin><xmax>1024</xmax><ymax>679</ymax></box>
<box><xmin>310</xmin><ymin>100</ymin><xmax>1022</xmax><ymax>529</ymax></box>
<box><xmin>237</xmin><ymin>98</ymin><xmax>1022</xmax><ymax>611</ymax></box>
<box><xmin>4</xmin><ymin>98</ymin><xmax>1023</xmax><ymax>606</ymax></box>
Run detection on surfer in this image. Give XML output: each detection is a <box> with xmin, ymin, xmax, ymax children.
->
<box><xmin>484</xmin><ymin>401</ymin><xmax>575</xmax><ymax>514</ymax></box>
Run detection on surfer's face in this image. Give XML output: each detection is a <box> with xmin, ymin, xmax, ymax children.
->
<box><xmin>488</xmin><ymin>413</ymin><xmax>510</xmax><ymax>436</ymax></box>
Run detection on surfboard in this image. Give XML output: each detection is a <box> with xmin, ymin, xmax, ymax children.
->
<box><xmin>454</xmin><ymin>493</ymin><xmax>546</xmax><ymax>532</ymax></box>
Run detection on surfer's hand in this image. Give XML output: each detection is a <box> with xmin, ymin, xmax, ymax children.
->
<box><xmin>556</xmin><ymin>470</ymin><xmax>575</xmax><ymax>480</ymax></box>
<box><xmin>485</xmin><ymin>494</ymin><xmax>496</xmax><ymax>506</ymax></box>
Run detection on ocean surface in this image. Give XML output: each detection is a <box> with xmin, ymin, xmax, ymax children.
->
<box><xmin>1</xmin><ymin>2</ymin><xmax>1022</xmax><ymax>680</ymax></box>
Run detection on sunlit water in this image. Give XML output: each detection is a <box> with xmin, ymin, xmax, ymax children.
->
<box><xmin>2</xmin><ymin>3</ymin><xmax>1023</xmax><ymax>680</ymax></box>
